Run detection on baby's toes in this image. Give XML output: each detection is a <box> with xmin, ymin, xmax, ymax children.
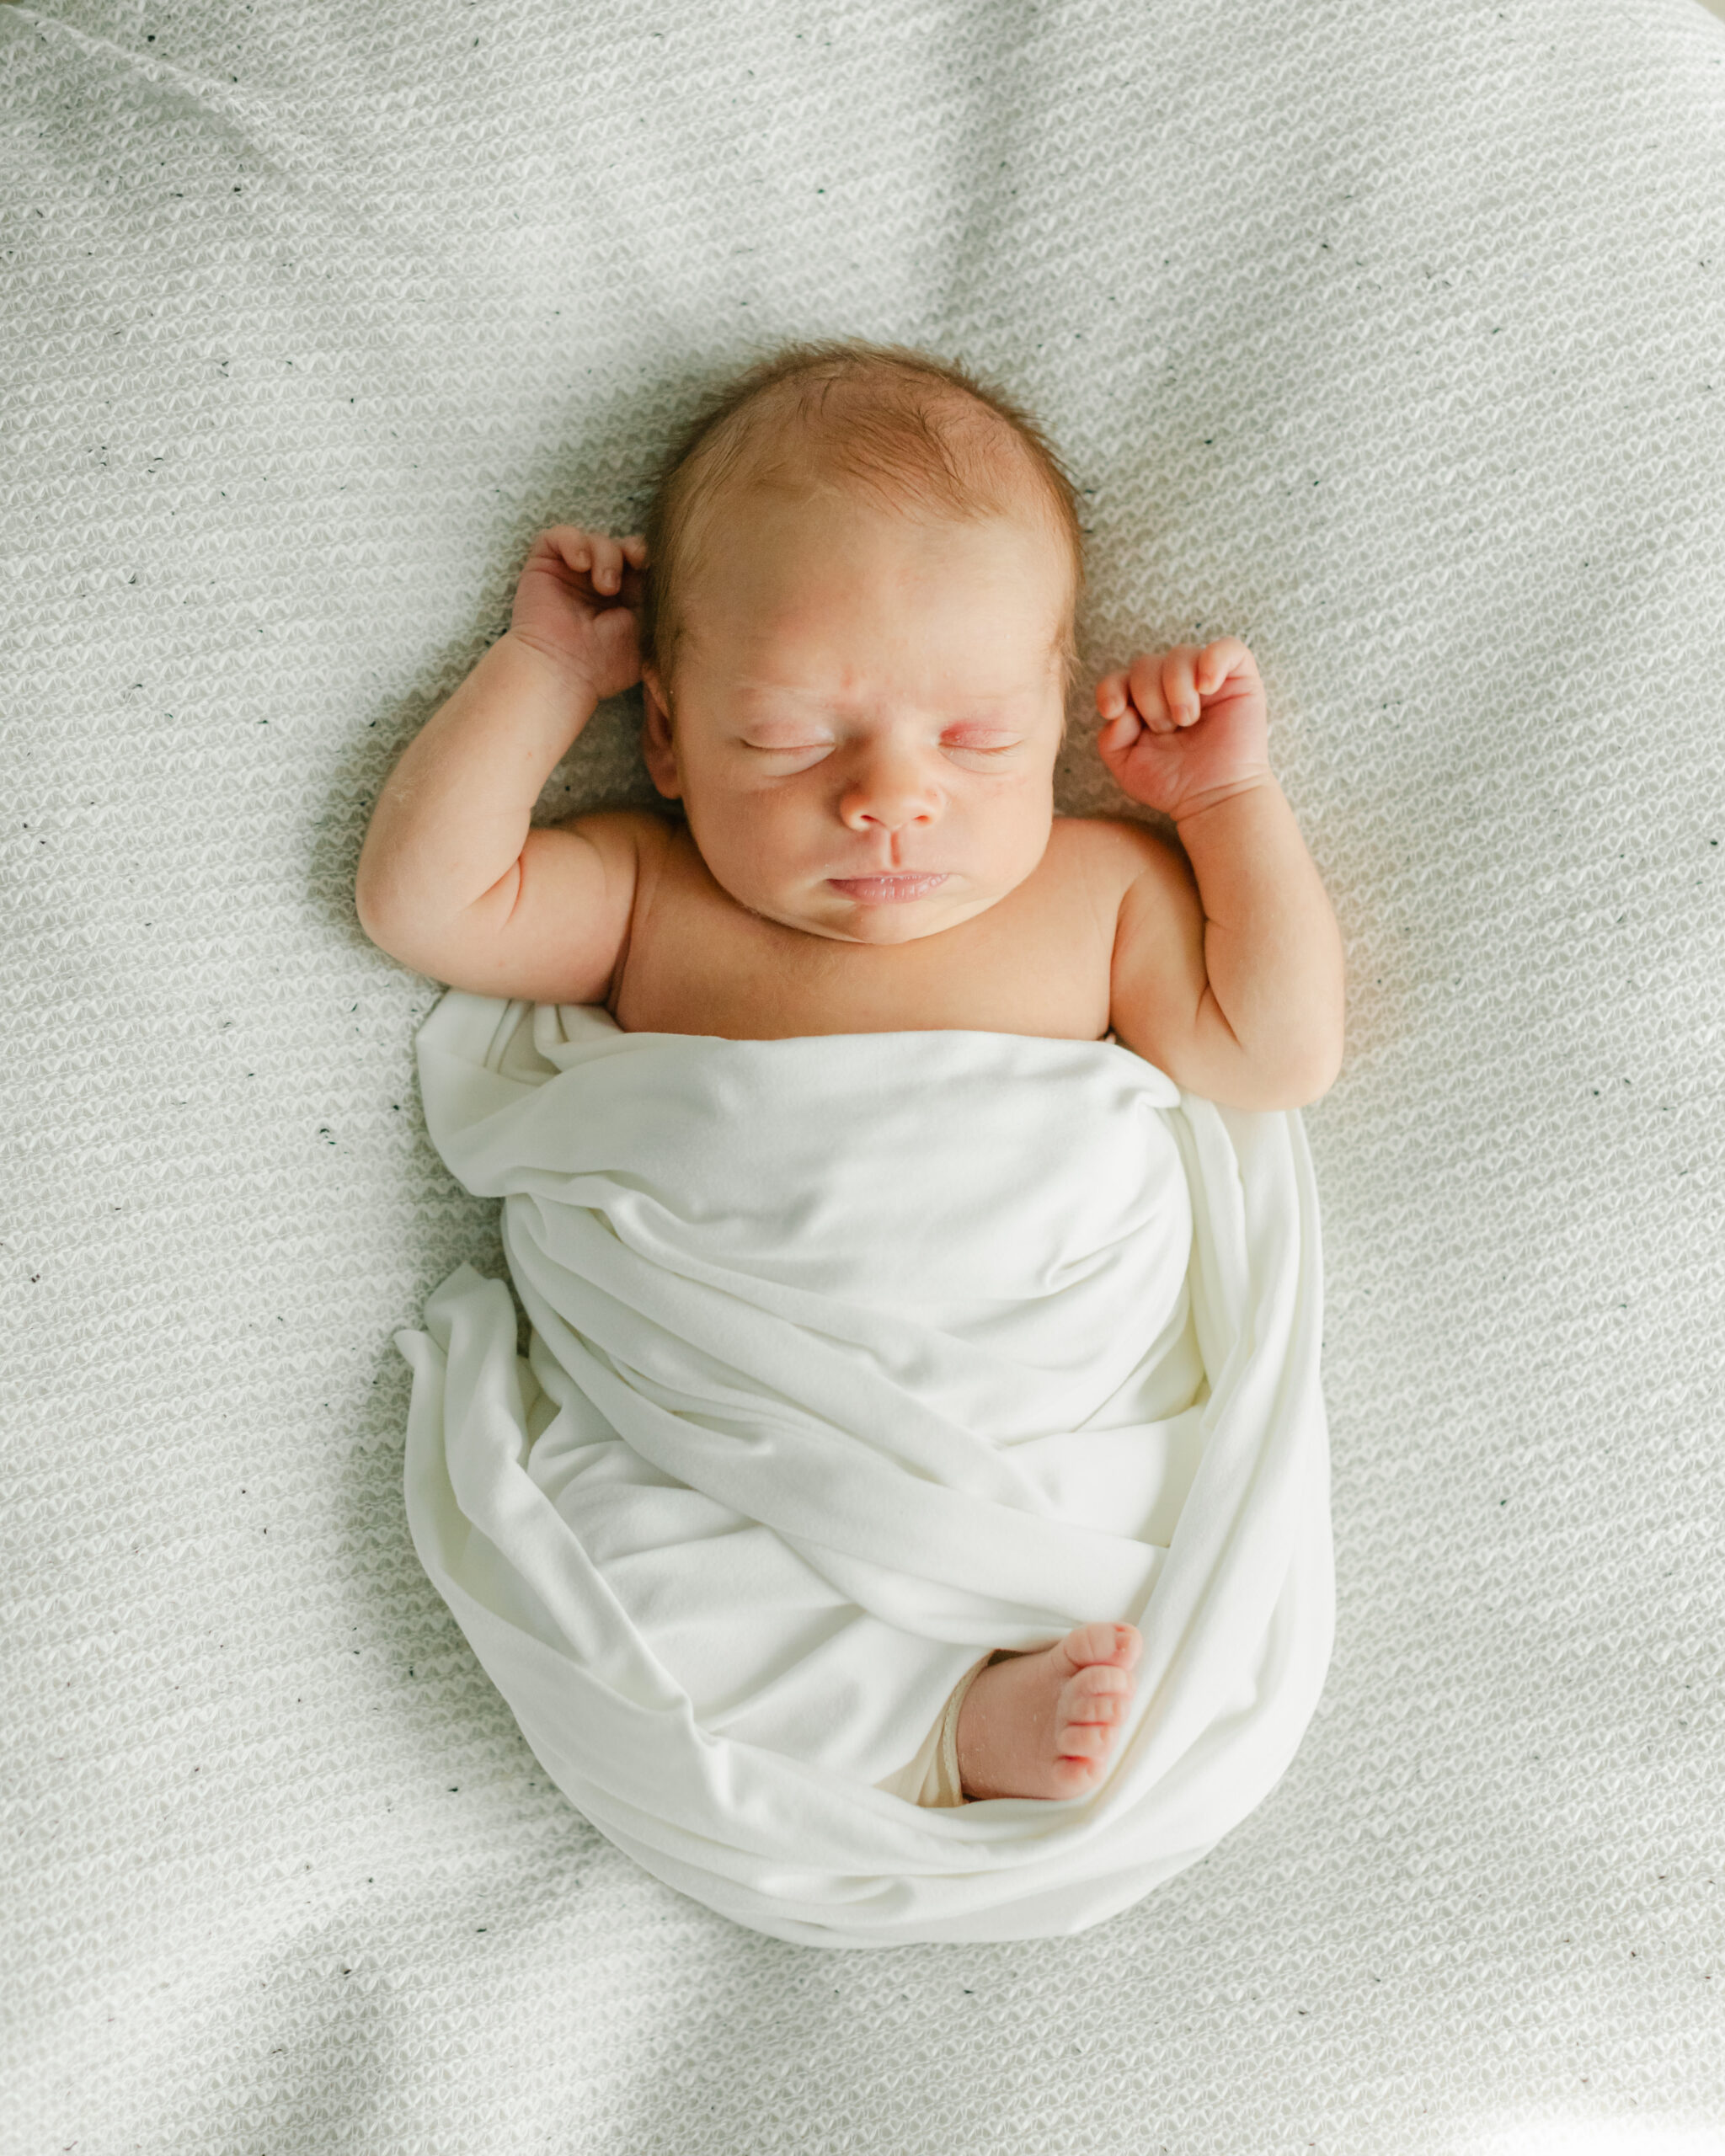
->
<box><xmin>1055</xmin><ymin>1717</ymin><xmax>1114</xmax><ymax>1760</ymax></box>
<box><xmin>1070</xmin><ymin>1663</ymin><xmax>1132</xmax><ymax>1714</ymax></box>
<box><xmin>1060</xmin><ymin>1620</ymin><xmax>1140</xmax><ymax>1673</ymax></box>
<box><xmin>1056</xmin><ymin>1668</ymin><xmax>1133</xmax><ymax>1756</ymax></box>
<box><xmin>1048</xmin><ymin>1753</ymin><xmax>1107</xmax><ymax>1795</ymax></box>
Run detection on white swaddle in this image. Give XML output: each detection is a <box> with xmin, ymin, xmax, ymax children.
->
<box><xmin>396</xmin><ymin>990</ymin><xmax>1334</xmax><ymax>1947</ymax></box>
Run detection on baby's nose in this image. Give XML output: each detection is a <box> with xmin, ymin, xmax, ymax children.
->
<box><xmin>837</xmin><ymin>744</ymin><xmax>943</xmax><ymax>832</ymax></box>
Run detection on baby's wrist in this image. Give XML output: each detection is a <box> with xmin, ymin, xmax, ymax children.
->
<box><xmin>499</xmin><ymin>626</ymin><xmax>604</xmax><ymax>714</ymax></box>
<box><xmin>1171</xmin><ymin>768</ymin><xmax>1279</xmax><ymax>832</ymax></box>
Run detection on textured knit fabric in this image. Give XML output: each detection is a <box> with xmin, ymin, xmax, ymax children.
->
<box><xmin>4</xmin><ymin>0</ymin><xmax>1724</xmax><ymax>2143</ymax></box>
<box><xmin>396</xmin><ymin>995</ymin><xmax>1332</xmax><ymax>1945</ymax></box>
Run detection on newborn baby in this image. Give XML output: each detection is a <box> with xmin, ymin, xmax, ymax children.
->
<box><xmin>356</xmin><ymin>338</ymin><xmax>1343</xmax><ymax>1806</ymax></box>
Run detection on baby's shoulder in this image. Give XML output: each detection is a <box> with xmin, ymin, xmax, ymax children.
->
<box><xmin>1045</xmin><ymin>811</ymin><xmax>1182</xmax><ymax>899</ymax></box>
<box><xmin>553</xmin><ymin>805</ymin><xmax>676</xmax><ymax>855</ymax></box>
<box><xmin>551</xmin><ymin>805</ymin><xmax>679</xmax><ymax>895</ymax></box>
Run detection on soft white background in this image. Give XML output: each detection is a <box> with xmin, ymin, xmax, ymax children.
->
<box><xmin>3</xmin><ymin>1</ymin><xmax>1722</xmax><ymax>2149</ymax></box>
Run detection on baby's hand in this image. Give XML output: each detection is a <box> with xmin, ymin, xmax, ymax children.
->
<box><xmin>1094</xmin><ymin>638</ymin><xmax>1271</xmax><ymax>823</ymax></box>
<box><xmin>509</xmin><ymin>525</ymin><xmax>649</xmax><ymax>702</ymax></box>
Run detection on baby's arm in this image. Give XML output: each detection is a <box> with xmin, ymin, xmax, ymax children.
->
<box><xmin>1094</xmin><ymin>639</ymin><xmax>1343</xmax><ymax>1110</ymax></box>
<box><xmin>355</xmin><ymin>526</ymin><xmax>651</xmax><ymax>1002</ymax></box>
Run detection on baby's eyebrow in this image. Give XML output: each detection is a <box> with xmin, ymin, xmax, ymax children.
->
<box><xmin>735</xmin><ymin>675</ymin><xmax>1047</xmax><ymax>707</ymax></box>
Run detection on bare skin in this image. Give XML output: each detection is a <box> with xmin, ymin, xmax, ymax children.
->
<box><xmin>957</xmin><ymin>1625</ymin><xmax>1146</xmax><ymax>1802</ymax></box>
<box><xmin>355</xmin><ymin>472</ymin><xmax>1344</xmax><ymax>1802</ymax></box>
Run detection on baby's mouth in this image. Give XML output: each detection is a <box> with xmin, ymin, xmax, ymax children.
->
<box><xmin>825</xmin><ymin>873</ymin><xmax>948</xmax><ymax>905</ymax></box>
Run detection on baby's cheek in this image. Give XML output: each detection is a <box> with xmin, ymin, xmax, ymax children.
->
<box><xmin>697</xmin><ymin>788</ymin><xmax>812</xmax><ymax>889</ymax></box>
<box><xmin>971</xmin><ymin>776</ymin><xmax>1054</xmax><ymax>867</ymax></box>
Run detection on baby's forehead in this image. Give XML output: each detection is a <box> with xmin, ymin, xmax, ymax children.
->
<box><xmin>691</xmin><ymin>374</ymin><xmax>1058</xmax><ymax>541</ymax></box>
<box><xmin>649</xmin><ymin>364</ymin><xmax>1083</xmax><ymax>691</ymax></box>
<box><xmin>721</xmin><ymin>476</ymin><xmax>1060</xmax><ymax>571</ymax></box>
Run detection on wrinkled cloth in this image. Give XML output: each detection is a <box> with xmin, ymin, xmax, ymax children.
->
<box><xmin>873</xmin><ymin>1650</ymin><xmax>996</xmax><ymax>1809</ymax></box>
<box><xmin>396</xmin><ymin>990</ymin><xmax>1333</xmax><ymax>1946</ymax></box>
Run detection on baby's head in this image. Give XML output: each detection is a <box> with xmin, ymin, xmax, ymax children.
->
<box><xmin>637</xmin><ymin>339</ymin><xmax>1084</xmax><ymax>945</ymax></box>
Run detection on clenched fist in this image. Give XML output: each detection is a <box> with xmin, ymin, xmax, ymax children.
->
<box><xmin>509</xmin><ymin>525</ymin><xmax>649</xmax><ymax>704</ymax></box>
<box><xmin>1095</xmin><ymin>638</ymin><xmax>1272</xmax><ymax>824</ymax></box>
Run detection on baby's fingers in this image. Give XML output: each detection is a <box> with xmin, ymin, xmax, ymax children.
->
<box><xmin>1123</xmin><ymin>650</ymin><xmax>1183</xmax><ymax>734</ymax></box>
<box><xmin>586</xmin><ymin>531</ymin><xmax>629</xmax><ymax>595</ymax></box>
<box><xmin>590</xmin><ymin>531</ymin><xmax>651</xmax><ymax>596</ymax></box>
<box><xmin>1157</xmin><ymin>646</ymin><xmax>1208</xmax><ymax>728</ymax></box>
<box><xmin>1094</xmin><ymin>669</ymin><xmax>1142</xmax><ymax>750</ymax></box>
<box><xmin>1094</xmin><ymin>669</ymin><xmax>1137</xmax><ymax>723</ymax></box>
<box><xmin>1194</xmin><ymin>636</ymin><xmax>1254</xmax><ymax>695</ymax></box>
<box><xmin>539</xmin><ymin>525</ymin><xmax>633</xmax><ymax>595</ymax></box>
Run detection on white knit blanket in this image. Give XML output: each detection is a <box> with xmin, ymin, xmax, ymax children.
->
<box><xmin>396</xmin><ymin>990</ymin><xmax>1331</xmax><ymax>1946</ymax></box>
<box><xmin>9</xmin><ymin>0</ymin><xmax>1725</xmax><ymax>2135</ymax></box>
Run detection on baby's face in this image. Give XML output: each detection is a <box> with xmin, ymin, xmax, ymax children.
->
<box><xmin>641</xmin><ymin>486</ymin><xmax>1071</xmax><ymax>945</ymax></box>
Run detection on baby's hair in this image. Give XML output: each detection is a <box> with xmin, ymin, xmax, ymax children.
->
<box><xmin>638</xmin><ymin>337</ymin><xmax>1086</xmax><ymax>695</ymax></box>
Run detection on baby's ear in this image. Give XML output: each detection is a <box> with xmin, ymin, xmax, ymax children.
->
<box><xmin>639</xmin><ymin>664</ymin><xmax>683</xmax><ymax>800</ymax></box>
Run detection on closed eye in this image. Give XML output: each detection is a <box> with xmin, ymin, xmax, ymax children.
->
<box><xmin>750</xmin><ymin>737</ymin><xmax>1020</xmax><ymax>753</ymax></box>
<box><xmin>943</xmin><ymin>735</ymin><xmax>1024</xmax><ymax>760</ymax></box>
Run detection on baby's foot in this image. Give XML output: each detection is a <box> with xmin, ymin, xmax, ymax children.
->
<box><xmin>955</xmin><ymin>1622</ymin><xmax>1142</xmax><ymax>1801</ymax></box>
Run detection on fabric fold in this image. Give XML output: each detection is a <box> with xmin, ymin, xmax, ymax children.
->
<box><xmin>396</xmin><ymin>990</ymin><xmax>1332</xmax><ymax>1946</ymax></box>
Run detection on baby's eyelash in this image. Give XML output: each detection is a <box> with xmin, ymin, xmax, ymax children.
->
<box><xmin>740</xmin><ymin>736</ymin><xmax>1019</xmax><ymax>756</ymax></box>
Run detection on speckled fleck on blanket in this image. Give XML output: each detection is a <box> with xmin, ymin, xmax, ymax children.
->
<box><xmin>3</xmin><ymin>0</ymin><xmax>1723</xmax><ymax>2146</ymax></box>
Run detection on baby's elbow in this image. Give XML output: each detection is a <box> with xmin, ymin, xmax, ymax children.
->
<box><xmin>354</xmin><ymin>873</ymin><xmax>430</xmax><ymax>974</ymax></box>
<box><xmin>1221</xmin><ymin>1030</ymin><xmax>1342</xmax><ymax>1113</ymax></box>
<box><xmin>1277</xmin><ymin>1030</ymin><xmax>1343</xmax><ymax>1109</ymax></box>
<box><xmin>354</xmin><ymin>873</ymin><xmax>403</xmax><ymax>958</ymax></box>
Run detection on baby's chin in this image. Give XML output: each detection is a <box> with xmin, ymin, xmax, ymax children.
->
<box><xmin>743</xmin><ymin>877</ymin><xmax>1002</xmax><ymax>946</ymax></box>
